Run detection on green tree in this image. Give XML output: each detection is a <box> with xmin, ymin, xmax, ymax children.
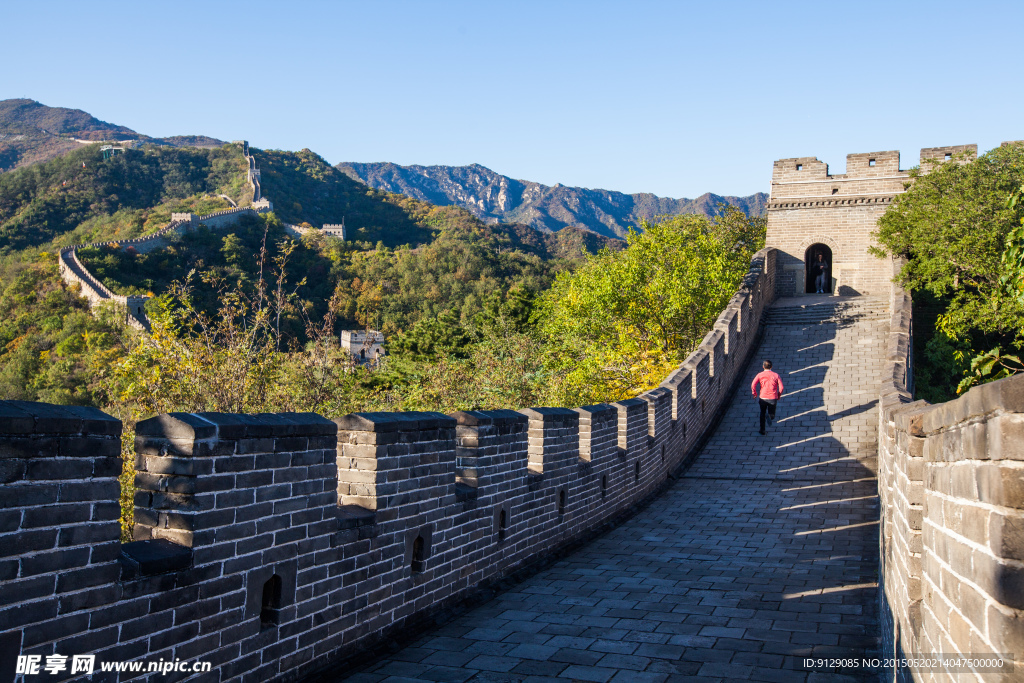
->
<box><xmin>873</xmin><ymin>143</ymin><xmax>1024</xmax><ymax>340</ymax></box>
<box><xmin>111</xmin><ymin>273</ymin><xmax>279</xmax><ymax>416</ymax></box>
<box><xmin>220</xmin><ymin>233</ymin><xmax>247</xmax><ymax>270</ymax></box>
<box><xmin>537</xmin><ymin>212</ymin><xmax>762</xmax><ymax>406</ymax></box>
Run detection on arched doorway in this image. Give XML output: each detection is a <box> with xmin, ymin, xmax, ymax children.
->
<box><xmin>805</xmin><ymin>243</ymin><xmax>833</xmax><ymax>294</ymax></box>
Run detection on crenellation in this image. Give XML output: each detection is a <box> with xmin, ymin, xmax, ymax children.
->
<box><xmin>919</xmin><ymin>144</ymin><xmax>977</xmax><ymax>166</ymax></box>
<box><xmin>659</xmin><ymin>365</ymin><xmax>693</xmax><ymax>420</ymax></box>
<box><xmin>574</xmin><ymin>403</ymin><xmax>617</xmax><ymax>464</ymax></box>
<box><xmin>612</xmin><ymin>398</ymin><xmax>646</xmax><ymax>459</ymax></box>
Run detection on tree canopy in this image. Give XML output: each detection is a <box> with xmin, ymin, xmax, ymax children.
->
<box><xmin>537</xmin><ymin>208</ymin><xmax>764</xmax><ymax>406</ymax></box>
<box><xmin>874</xmin><ymin>143</ymin><xmax>1024</xmax><ymax>339</ymax></box>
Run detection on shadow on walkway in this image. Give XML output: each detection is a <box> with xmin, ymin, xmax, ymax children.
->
<box><xmin>340</xmin><ymin>299</ymin><xmax>889</xmax><ymax>682</ymax></box>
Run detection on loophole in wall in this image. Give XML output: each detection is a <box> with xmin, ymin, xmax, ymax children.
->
<box><xmin>261</xmin><ymin>575</ymin><xmax>282</xmax><ymax>628</ymax></box>
<box><xmin>411</xmin><ymin>535</ymin><xmax>426</xmax><ymax>573</ymax></box>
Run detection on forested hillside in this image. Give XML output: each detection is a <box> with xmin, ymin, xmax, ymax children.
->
<box><xmin>0</xmin><ymin>138</ymin><xmax>623</xmax><ymax>413</ymax></box>
<box><xmin>337</xmin><ymin>161</ymin><xmax>768</xmax><ymax>238</ymax></box>
<box><xmin>0</xmin><ymin>98</ymin><xmax>226</xmax><ymax>172</ymax></box>
<box><xmin>0</xmin><ymin>131</ymin><xmax>764</xmax><ymax>542</ymax></box>
<box><xmin>0</xmin><ymin>143</ymin><xmax>250</xmax><ymax>254</ymax></box>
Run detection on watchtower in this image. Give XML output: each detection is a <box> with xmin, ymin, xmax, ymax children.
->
<box><xmin>765</xmin><ymin>145</ymin><xmax>976</xmax><ymax>297</ymax></box>
<box><xmin>340</xmin><ymin>329</ymin><xmax>386</xmax><ymax>364</ymax></box>
<box><xmin>100</xmin><ymin>145</ymin><xmax>124</xmax><ymax>160</ymax></box>
<box><xmin>322</xmin><ymin>220</ymin><xmax>346</xmax><ymax>239</ymax></box>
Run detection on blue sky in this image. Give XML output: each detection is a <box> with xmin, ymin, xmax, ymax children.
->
<box><xmin>3</xmin><ymin>1</ymin><xmax>1021</xmax><ymax>198</ymax></box>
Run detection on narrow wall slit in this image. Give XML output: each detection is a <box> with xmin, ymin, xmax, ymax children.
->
<box><xmin>261</xmin><ymin>575</ymin><xmax>282</xmax><ymax>628</ymax></box>
<box><xmin>411</xmin><ymin>535</ymin><xmax>426</xmax><ymax>573</ymax></box>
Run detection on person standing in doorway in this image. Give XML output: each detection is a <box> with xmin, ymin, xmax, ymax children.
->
<box><xmin>813</xmin><ymin>253</ymin><xmax>830</xmax><ymax>293</ymax></box>
<box><xmin>751</xmin><ymin>360</ymin><xmax>784</xmax><ymax>435</ymax></box>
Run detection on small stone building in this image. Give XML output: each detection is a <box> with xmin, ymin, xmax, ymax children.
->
<box><xmin>766</xmin><ymin>145</ymin><xmax>977</xmax><ymax>297</ymax></box>
<box><xmin>322</xmin><ymin>223</ymin><xmax>346</xmax><ymax>239</ymax></box>
<box><xmin>340</xmin><ymin>330</ymin><xmax>385</xmax><ymax>364</ymax></box>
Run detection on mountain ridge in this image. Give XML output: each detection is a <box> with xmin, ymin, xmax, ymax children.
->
<box><xmin>336</xmin><ymin>161</ymin><xmax>767</xmax><ymax>239</ymax></box>
<box><xmin>0</xmin><ymin>99</ymin><xmax>226</xmax><ymax>172</ymax></box>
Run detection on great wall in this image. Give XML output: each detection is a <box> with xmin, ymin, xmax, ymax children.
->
<box><xmin>55</xmin><ymin>141</ymin><xmax>272</xmax><ymax>332</ymax></box>
<box><xmin>2</xmin><ymin>145</ymin><xmax>1021</xmax><ymax>682</ymax></box>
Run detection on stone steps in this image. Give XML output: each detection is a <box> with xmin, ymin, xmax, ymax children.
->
<box><xmin>765</xmin><ymin>298</ymin><xmax>889</xmax><ymax>326</ymax></box>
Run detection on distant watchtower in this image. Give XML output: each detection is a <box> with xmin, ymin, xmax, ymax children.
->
<box><xmin>100</xmin><ymin>145</ymin><xmax>124</xmax><ymax>160</ymax></box>
<box><xmin>322</xmin><ymin>221</ymin><xmax>346</xmax><ymax>239</ymax></box>
<box><xmin>340</xmin><ymin>330</ymin><xmax>385</xmax><ymax>364</ymax></box>
<box><xmin>766</xmin><ymin>145</ymin><xmax>977</xmax><ymax>297</ymax></box>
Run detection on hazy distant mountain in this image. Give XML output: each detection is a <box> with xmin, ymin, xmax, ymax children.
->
<box><xmin>0</xmin><ymin>99</ymin><xmax>225</xmax><ymax>172</ymax></box>
<box><xmin>336</xmin><ymin>161</ymin><xmax>767</xmax><ymax>239</ymax></box>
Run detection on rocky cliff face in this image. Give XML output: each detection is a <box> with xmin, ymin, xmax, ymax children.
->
<box><xmin>336</xmin><ymin>161</ymin><xmax>767</xmax><ymax>239</ymax></box>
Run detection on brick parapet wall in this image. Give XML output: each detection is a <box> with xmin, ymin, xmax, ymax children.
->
<box><xmin>0</xmin><ymin>247</ymin><xmax>778</xmax><ymax>681</ymax></box>
<box><xmin>0</xmin><ymin>402</ymin><xmax>123</xmax><ymax>677</ymax></box>
<box><xmin>878</xmin><ymin>271</ymin><xmax>1024</xmax><ymax>680</ymax></box>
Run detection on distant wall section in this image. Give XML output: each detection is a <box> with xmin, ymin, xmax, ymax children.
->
<box><xmin>57</xmin><ymin>141</ymin><xmax>274</xmax><ymax>333</ymax></box>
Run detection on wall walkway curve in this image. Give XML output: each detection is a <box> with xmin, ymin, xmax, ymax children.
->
<box><xmin>1</xmin><ymin>249</ymin><xmax>783</xmax><ymax>681</ymax></box>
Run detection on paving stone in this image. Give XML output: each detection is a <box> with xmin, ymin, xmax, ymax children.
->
<box><xmin>463</xmin><ymin>654</ymin><xmax>519</xmax><ymax>673</ymax></box>
<box><xmin>510</xmin><ymin>660</ymin><xmax>568</xmax><ymax>676</ymax></box>
<box><xmin>557</xmin><ymin>664</ymin><xmax>617</xmax><ymax>682</ymax></box>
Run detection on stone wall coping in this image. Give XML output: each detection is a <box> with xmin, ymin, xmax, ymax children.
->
<box><xmin>193</xmin><ymin>411</ymin><xmax>336</xmax><ymax>437</ymax></box>
<box><xmin>612</xmin><ymin>398</ymin><xmax>648</xmax><ymax>410</ymax></box>
<box><xmin>518</xmin><ymin>407</ymin><xmax>580</xmax><ymax>423</ymax></box>
<box><xmin>0</xmin><ymin>400</ymin><xmax>120</xmax><ymax>436</ymax></box>
<box><xmin>920</xmin><ymin>374</ymin><xmax>1024</xmax><ymax>435</ymax></box>
<box><xmin>334</xmin><ymin>411</ymin><xmax>455</xmax><ymax>432</ymax></box>
<box><xmin>639</xmin><ymin>387</ymin><xmax>672</xmax><ymax>404</ymax></box>
<box><xmin>889</xmin><ymin>400</ymin><xmax>932</xmax><ymax>437</ymax></box>
<box><xmin>573</xmin><ymin>404</ymin><xmax>618</xmax><ymax>419</ymax></box>
<box><xmin>135</xmin><ymin>412</ymin><xmax>217</xmax><ymax>440</ymax></box>
<box><xmin>451</xmin><ymin>410</ymin><xmax>529</xmax><ymax>426</ymax></box>
<box><xmin>659</xmin><ymin>367</ymin><xmax>691</xmax><ymax>391</ymax></box>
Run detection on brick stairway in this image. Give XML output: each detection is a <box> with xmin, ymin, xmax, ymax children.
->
<box><xmin>341</xmin><ymin>295</ymin><xmax>890</xmax><ymax>683</ymax></box>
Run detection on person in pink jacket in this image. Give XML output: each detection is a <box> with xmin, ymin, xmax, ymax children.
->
<box><xmin>751</xmin><ymin>359</ymin><xmax>784</xmax><ymax>435</ymax></box>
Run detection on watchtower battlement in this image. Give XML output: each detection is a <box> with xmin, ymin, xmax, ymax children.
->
<box><xmin>766</xmin><ymin>144</ymin><xmax>974</xmax><ymax>297</ymax></box>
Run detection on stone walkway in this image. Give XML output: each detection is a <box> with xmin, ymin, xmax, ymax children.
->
<box><xmin>342</xmin><ymin>296</ymin><xmax>890</xmax><ymax>683</ymax></box>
